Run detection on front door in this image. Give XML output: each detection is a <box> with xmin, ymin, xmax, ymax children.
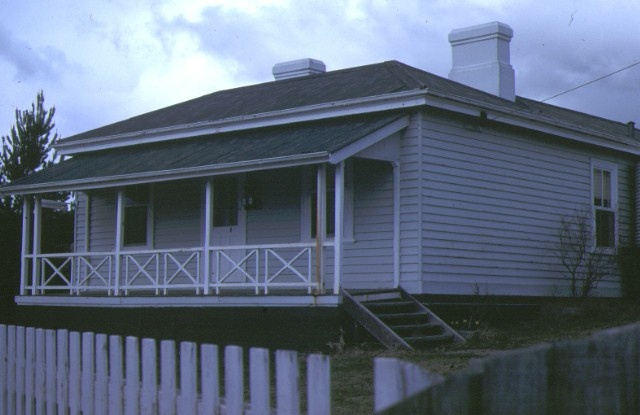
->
<box><xmin>212</xmin><ymin>177</ymin><xmax>247</xmax><ymax>283</ymax></box>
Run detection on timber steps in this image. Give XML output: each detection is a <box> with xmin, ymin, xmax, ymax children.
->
<box><xmin>341</xmin><ymin>288</ymin><xmax>465</xmax><ymax>350</ymax></box>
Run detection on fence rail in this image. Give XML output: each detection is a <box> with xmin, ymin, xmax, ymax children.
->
<box><xmin>23</xmin><ymin>243</ymin><xmax>320</xmax><ymax>297</ymax></box>
<box><xmin>374</xmin><ymin>322</ymin><xmax>640</xmax><ymax>414</ymax></box>
<box><xmin>0</xmin><ymin>324</ymin><xmax>330</xmax><ymax>415</ymax></box>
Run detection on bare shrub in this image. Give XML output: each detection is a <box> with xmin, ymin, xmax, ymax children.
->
<box><xmin>557</xmin><ymin>210</ymin><xmax>614</xmax><ymax>297</ymax></box>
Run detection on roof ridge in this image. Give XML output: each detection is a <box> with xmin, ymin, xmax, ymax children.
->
<box><xmin>382</xmin><ymin>60</ymin><xmax>428</xmax><ymax>90</ymax></box>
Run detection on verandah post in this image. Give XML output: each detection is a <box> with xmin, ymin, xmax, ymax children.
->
<box><xmin>20</xmin><ymin>197</ymin><xmax>32</xmax><ymax>296</ymax></box>
<box><xmin>31</xmin><ymin>196</ymin><xmax>42</xmax><ymax>295</ymax></box>
<box><xmin>333</xmin><ymin>161</ymin><xmax>344</xmax><ymax>295</ymax></box>
<box><xmin>315</xmin><ymin>165</ymin><xmax>326</xmax><ymax>291</ymax></box>
<box><xmin>114</xmin><ymin>190</ymin><xmax>125</xmax><ymax>296</ymax></box>
<box><xmin>203</xmin><ymin>180</ymin><xmax>213</xmax><ymax>295</ymax></box>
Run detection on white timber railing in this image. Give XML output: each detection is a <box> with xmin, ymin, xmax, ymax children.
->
<box><xmin>22</xmin><ymin>243</ymin><xmax>320</xmax><ymax>296</ymax></box>
<box><xmin>0</xmin><ymin>324</ymin><xmax>331</xmax><ymax>415</ymax></box>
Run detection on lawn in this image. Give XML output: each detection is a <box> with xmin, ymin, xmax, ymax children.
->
<box><xmin>328</xmin><ymin>298</ymin><xmax>640</xmax><ymax>415</ymax></box>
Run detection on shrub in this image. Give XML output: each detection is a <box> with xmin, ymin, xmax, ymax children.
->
<box><xmin>617</xmin><ymin>247</ymin><xmax>640</xmax><ymax>298</ymax></box>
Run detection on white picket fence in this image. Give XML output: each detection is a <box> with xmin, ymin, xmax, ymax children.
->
<box><xmin>0</xmin><ymin>324</ymin><xmax>330</xmax><ymax>415</ymax></box>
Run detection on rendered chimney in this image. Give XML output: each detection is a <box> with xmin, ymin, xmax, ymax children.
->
<box><xmin>272</xmin><ymin>58</ymin><xmax>326</xmax><ymax>80</ymax></box>
<box><xmin>448</xmin><ymin>22</ymin><xmax>515</xmax><ymax>101</ymax></box>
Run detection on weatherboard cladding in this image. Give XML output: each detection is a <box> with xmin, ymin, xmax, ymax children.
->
<box><xmin>7</xmin><ymin>113</ymin><xmax>403</xmax><ymax>191</ymax></box>
<box><xmin>419</xmin><ymin>110</ymin><xmax>635</xmax><ymax>297</ymax></box>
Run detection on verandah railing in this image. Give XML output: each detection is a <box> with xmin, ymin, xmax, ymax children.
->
<box><xmin>22</xmin><ymin>243</ymin><xmax>320</xmax><ymax>296</ymax></box>
<box><xmin>0</xmin><ymin>324</ymin><xmax>330</xmax><ymax>415</ymax></box>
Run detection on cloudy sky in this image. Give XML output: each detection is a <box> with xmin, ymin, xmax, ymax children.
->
<box><xmin>1</xmin><ymin>0</ymin><xmax>640</xmax><ymax>140</ymax></box>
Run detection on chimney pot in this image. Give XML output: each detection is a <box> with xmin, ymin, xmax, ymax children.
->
<box><xmin>448</xmin><ymin>21</ymin><xmax>515</xmax><ymax>101</ymax></box>
<box><xmin>273</xmin><ymin>58</ymin><xmax>326</xmax><ymax>80</ymax></box>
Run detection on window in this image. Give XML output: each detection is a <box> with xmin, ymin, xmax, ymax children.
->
<box><xmin>124</xmin><ymin>185</ymin><xmax>151</xmax><ymax>246</ymax></box>
<box><xmin>302</xmin><ymin>163</ymin><xmax>353</xmax><ymax>241</ymax></box>
<box><xmin>592</xmin><ymin>162</ymin><xmax>617</xmax><ymax>249</ymax></box>
<box><xmin>311</xmin><ymin>166</ymin><xmax>336</xmax><ymax>237</ymax></box>
<box><xmin>213</xmin><ymin>177</ymin><xmax>238</xmax><ymax>227</ymax></box>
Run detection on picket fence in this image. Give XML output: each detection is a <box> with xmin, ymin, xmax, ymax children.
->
<box><xmin>0</xmin><ymin>325</ymin><xmax>330</xmax><ymax>415</ymax></box>
<box><xmin>373</xmin><ymin>322</ymin><xmax>640</xmax><ymax>414</ymax></box>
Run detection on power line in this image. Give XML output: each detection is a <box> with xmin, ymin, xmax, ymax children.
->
<box><xmin>540</xmin><ymin>59</ymin><xmax>640</xmax><ymax>103</ymax></box>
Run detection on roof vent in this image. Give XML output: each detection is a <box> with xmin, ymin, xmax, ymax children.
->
<box><xmin>448</xmin><ymin>22</ymin><xmax>515</xmax><ymax>101</ymax></box>
<box><xmin>272</xmin><ymin>58</ymin><xmax>326</xmax><ymax>80</ymax></box>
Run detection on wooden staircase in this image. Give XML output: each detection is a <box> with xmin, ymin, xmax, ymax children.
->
<box><xmin>341</xmin><ymin>287</ymin><xmax>465</xmax><ymax>350</ymax></box>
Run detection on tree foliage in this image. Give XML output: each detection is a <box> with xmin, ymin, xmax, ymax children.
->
<box><xmin>1</xmin><ymin>90</ymin><xmax>60</xmax><ymax>210</ymax></box>
<box><xmin>0</xmin><ymin>91</ymin><xmax>70</xmax><ymax>303</ymax></box>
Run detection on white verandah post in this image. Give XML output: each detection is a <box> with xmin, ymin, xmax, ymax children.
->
<box><xmin>203</xmin><ymin>180</ymin><xmax>213</xmax><ymax>295</ymax></box>
<box><xmin>114</xmin><ymin>190</ymin><xmax>125</xmax><ymax>296</ymax></box>
<box><xmin>333</xmin><ymin>162</ymin><xmax>344</xmax><ymax>295</ymax></box>
<box><xmin>31</xmin><ymin>196</ymin><xmax>41</xmax><ymax>295</ymax></box>
<box><xmin>21</xmin><ymin>196</ymin><xmax>32</xmax><ymax>296</ymax></box>
<box><xmin>315</xmin><ymin>165</ymin><xmax>326</xmax><ymax>291</ymax></box>
<box><xmin>393</xmin><ymin>161</ymin><xmax>401</xmax><ymax>288</ymax></box>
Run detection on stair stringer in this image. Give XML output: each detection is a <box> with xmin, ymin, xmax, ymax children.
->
<box><xmin>341</xmin><ymin>289</ymin><xmax>414</xmax><ymax>350</ymax></box>
<box><xmin>397</xmin><ymin>287</ymin><xmax>466</xmax><ymax>344</ymax></box>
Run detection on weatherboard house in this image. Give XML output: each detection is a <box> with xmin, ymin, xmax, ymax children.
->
<box><xmin>3</xmin><ymin>22</ymin><xmax>640</xmax><ymax>314</ymax></box>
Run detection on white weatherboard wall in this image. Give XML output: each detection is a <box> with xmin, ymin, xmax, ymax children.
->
<box><xmin>342</xmin><ymin>159</ymin><xmax>395</xmax><ymax>289</ymax></box>
<box><xmin>398</xmin><ymin>113</ymin><xmax>424</xmax><ymax>293</ymax></box>
<box><xmin>419</xmin><ymin>110</ymin><xmax>634</xmax><ymax>297</ymax></box>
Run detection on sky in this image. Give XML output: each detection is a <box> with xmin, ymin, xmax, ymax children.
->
<box><xmin>1</xmin><ymin>0</ymin><xmax>640</xmax><ymax>141</ymax></box>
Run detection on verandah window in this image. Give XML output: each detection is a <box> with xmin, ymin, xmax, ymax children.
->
<box><xmin>124</xmin><ymin>185</ymin><xmax>150</xmax><ymax>246</ymax></box>
<box><xmin>592</xmin><ymin>165</ymin><xmax>616</xmax><ymax>248</ymax></box>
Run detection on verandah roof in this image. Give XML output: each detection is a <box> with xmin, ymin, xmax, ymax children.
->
<box><xmin>1</xmin><ymin>113</ymin><xmax>404</xmax><ymax>195</ymax></box>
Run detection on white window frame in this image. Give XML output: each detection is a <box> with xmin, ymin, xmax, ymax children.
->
<box><xmin>123</xmin><ymin>184</ymin><xmax>154</xmax><ymax>249</ymax></box>
<box><xmin>301</xmin><ymin>163</ymin><xmax>354</xmax><ymax>242</ymax></box>
<box><xmin>590</xmin><ymin>159</ymin><xmax>618</xmax><ymax>251</ymax></box>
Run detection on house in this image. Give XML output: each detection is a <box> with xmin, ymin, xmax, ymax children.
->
<box><xmin>2</xmin><ymin>21</ymin><xmax>639</xmax><ymax>313</ymax></box>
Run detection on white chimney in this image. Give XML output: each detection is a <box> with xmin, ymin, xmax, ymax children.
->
<box><xmin>448</xmin><ymin>22</ymin><xmax>515</xmax><ymax>101</ymax></box>
<box><xmin>273</xmin><ymin>58</ymin><xmax>326</xmax><ymax>80</ymax></box>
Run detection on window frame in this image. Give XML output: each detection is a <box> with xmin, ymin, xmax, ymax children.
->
<box><xmin>301</xmin><ymin>163</ymin><xmax>354</xmax><ymax>242</ymax></box>
<box><xmin>590</xmin><ymin>160</ymin><xmax>618</xmax><ymax>251</ymax></box>
<box><xmin>123</xmin><ymin>185</ymin><xmax>154</xmax><ymax>248</ymax></box>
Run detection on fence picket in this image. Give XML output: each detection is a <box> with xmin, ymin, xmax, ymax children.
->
<box><xmin>57</xmin><ymin>329</ymin><xmax>69</xmax><ymax>415</ymax></box>
<box><xmin>82</xmin><ymin>331</ymin><xmax>95</xmax><ymax>415</ymax></box>
<box><xmin>7</xmin><ymin>326</ymin><xmax>15</xmax><ymax>415</ymax></box>
<box><xmin>16</xmin><ymin>326</ymin><xmax>25</xmax><ymax>415</ymax></box>
<box><xmin>374</xmin><ymin>357</ymin><xmax>442</xmax><ymax>413</ymax></box>
<box><xmin>25</xmin><ymin>327</ymin><xmax>36</xmax><ymax>415</ymax></box>
<box><xmin>179</xmin><ymin>342</ymin><xmax>197</xmax><ymax>415</ymax></box>
<box><xmin>124</xmin><ymin>336</ymin><xmax>140</xmax><ymax>415</ymax></box>
<box><xmin>276</xmin><ymin>350</ymin><xmax>299</xmax><ymax>415</ymax></box>
<box><xmin>69</xmin><ymin>332</ymin><xmax>81</xmax><ymax>415</ymax></box>
<box><xmin>35</xmin><ymin>328</ymin><xmax>45</xmax><ymax>415</ymax></box>
<box><xmin>307</xmin><ymin>354</ymin><xmax>330</xmax><ymax>415</ymax></box>
<box><xmin>225</xmin><ymin>345</ymin><xmax>244</xmax><ymax>415</ymax></box>
<box><xmin>250</xmin><ymin>347</ymin><xmax>270</xmax><ymax>415</ymax></box>
<box><xmin>109</xmin><ymin>335</ymin><xmax>124</xmax><ymax>415</ymax></box>
<box><xmin>160</xmin><ymin>340</ymin><xmax>176</xmax><ymax>415</ymax></box>
<box><xmin>2</xmin><ymin>324</ymin><xmax>332</xmax><ymax>415</ymax></box>
<box><xmin>141</xmin><ymin>338</ymin><xmax>157</xmax><ymax>415</ymax></box>
<box><xmin>200</xmin><ymin>344</ymin><xmax>219</xmax><ymax>415</ymax></box>
<box><xmin>95</xmin><ymin>333</ymin><xmax>109</xmax><ymax>415</ymax></box>
<box><xmin>46</xmin><ymin>329</ymin><xmax>57</xmax><ymax>415</ymax></box>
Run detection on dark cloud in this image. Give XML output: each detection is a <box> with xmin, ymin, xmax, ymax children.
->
<box><xmin>0</xmin><ymin>24</ymin><xmax>70</xmax><ymax>83</ymax></box>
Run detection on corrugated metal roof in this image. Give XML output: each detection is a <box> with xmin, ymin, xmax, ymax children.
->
<box><xmin>3</xmin><ymin>113</ymin><xmax>403</xmax><ymax>193</ymax></box>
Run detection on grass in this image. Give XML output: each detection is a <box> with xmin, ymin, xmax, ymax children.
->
<box><xmin>328</xmin><ymin>298</ymin><xmax>640</xmax><ymax>414</ymax></box>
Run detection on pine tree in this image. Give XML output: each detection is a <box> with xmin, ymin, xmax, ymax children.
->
<box><xmin>1</xmin><ymin>90</ymin><xmax>60</xmax><ymax>210</ymax></box>
<box><xmin>0</xmin><ymin>91</ymin><xmax>70</xmax><ymax>306</ymax></box>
